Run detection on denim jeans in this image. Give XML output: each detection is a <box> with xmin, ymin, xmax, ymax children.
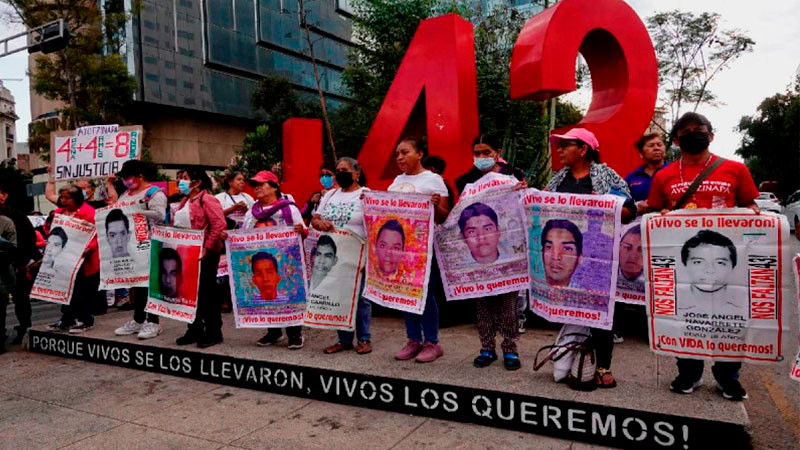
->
<box><xmin>677</xmin><ymin>358</ymin><xmax>741</xmax><ymax>384</ymax></box>
<box><xmin>338</xmin><ymin>294</ymin><xmax>372</xmax><ymax>344</ymax></box>
<box><xmin>403</xmin><ymin>275</ymin><xmax>440</xmax><ymax>344</ymax></box>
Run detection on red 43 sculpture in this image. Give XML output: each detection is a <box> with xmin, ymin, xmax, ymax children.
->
<box><xmin>280</xmin><ymin>0</ymin><xmax>658</xmax><ymax>204</ymax></box>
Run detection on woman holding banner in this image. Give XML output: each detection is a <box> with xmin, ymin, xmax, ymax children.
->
<box><xmin>312</xmin><ymin>157</ymin><xmax>373</xmax><ymax>355</ymax></box>
<box><xmin>243</xmin><ymin>170</ymin><xmax>308</xmax><ymax>349</ymax></box>
<box><xmin>113</xmin><ymin>160</ymin><xmax>169</xmax><ymax>340</ymax></box>
<box><xmin>546</xmin><ymin>128</ymin><xmax>635</xmax><ymax>389</ymax></box>
<box><xmin>46</xmin><ymin>185</ymin><xmax>100</xmax><ymax>333</ymax></box>
<box><xmin>173</xmin><ymin>168</ymin><xmax>227</xmax><ymax>348</ymax></box>
<box><xmin>388</xmin><ymin>137</ymin><xmax>450</xmax><ymax>363</ymax></box>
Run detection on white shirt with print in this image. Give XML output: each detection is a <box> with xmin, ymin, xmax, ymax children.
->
<box><xmin>317</xmin><ymin>187</ymin><xmax>370</xmax><ymax>239</ymax></box>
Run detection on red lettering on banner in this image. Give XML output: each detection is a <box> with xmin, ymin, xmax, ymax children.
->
<box><xmin>749</xmin><ymin>268</ymin><xmax>777</xmax><ymax>320</ymax></box>
<box><xmin>652</xmin><ymin>267</ymin><xmax>676</xmax><ymax>316</ymax></box>
<box><xmin>509</xmin><ymin>0</ymin><xmax>658</xmax><ymax>177</ymax></box>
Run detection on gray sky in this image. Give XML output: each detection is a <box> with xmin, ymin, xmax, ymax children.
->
<box><xmin>2</xmin><ymin>1</ymin><xmax>799</xmax><ymax>161</ymax></box>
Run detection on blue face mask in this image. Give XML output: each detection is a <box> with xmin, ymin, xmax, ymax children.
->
<box><xmin>178</xmin><ymin>179</ymin><xmax>192</xmax><ymax>195</ymax></box>
<box><xmin>82</xmin><ymin>190</ymin><xmax>89</xmax><ymax>200</ymax></box>
<box><xmin>320</xmin><ymin>175</ymin><xmax>334</xmax><ymax>189</ymax></box>
<box><xmin>474</xmin><ymin>157</ymin><xmax>496</xmax><ymax>172</ymax></box>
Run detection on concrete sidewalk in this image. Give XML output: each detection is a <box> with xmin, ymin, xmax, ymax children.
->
<box><xmin>0</xmin><ymin>349</ymin><xmax>594</xmax><ymax>450</ymax></box>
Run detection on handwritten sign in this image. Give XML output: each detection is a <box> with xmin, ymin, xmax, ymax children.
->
<box><xmin>51</xmin><ymin>125</ymin><xmax>143</xmax><ymax>181</ymax></box>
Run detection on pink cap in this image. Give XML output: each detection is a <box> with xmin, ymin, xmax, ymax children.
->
<box><xmin>250</xmin><ymin>170</ymin><xmax>279</xmax><ymax>185</ymax></box>
<box><xmin>550</xmin><ymin>128</ymin><xmax>599</xmax><ymax>151</ymax></box>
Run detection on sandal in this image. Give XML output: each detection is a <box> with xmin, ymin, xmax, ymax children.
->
<box><xmin>473</xmin><ymin>350</ymin><xmax>497</xmax><ymax>368</ymax></box>
<box><xmin>355</xmin><ymin>340</ymin><xmax>372</xmax><ymax>354</ymax></box>
<box><xmin>323</xmin><ymin>342</ymin><xmax>353</xmax><ymax>354</ymax></box>
<box><xmin>596</xmin><ymin>368</ymin><xmax>617</xmax><ymax>388</ymax></box>
<box><xmin>503</xmin><ymin>353</ymin><xmax>521</xmax><ymax>371</ymax></box>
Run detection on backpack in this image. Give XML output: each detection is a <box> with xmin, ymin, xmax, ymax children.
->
<box><xmin>144</xmin><ymin>186</ymin><xmax>170</xmax><ymax>225</ymax></box>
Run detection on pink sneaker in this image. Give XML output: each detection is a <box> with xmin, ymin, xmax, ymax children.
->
<box><xmin>415</xmin><ymin>342</ymin><xmax>444</xmax><ymax>363</ymax></box>
<box><xmin>395</xmin><ymin>339</ymin><xmax>423</xmax><ymax>360</ymax></box>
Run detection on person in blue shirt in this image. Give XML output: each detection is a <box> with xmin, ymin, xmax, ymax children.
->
<box><xmin>625</xmin><ymin>133</ymin><xmax>668</xmax><ymax>214</ymax></box>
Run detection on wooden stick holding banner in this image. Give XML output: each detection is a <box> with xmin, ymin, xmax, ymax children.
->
<box><xmin>51</xmin><ymin>124</ymin><xmax>143</xmax><ymax>181</ymax></box>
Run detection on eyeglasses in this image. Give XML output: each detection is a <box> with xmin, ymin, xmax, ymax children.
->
<box><xmin>557</xmin><ymin>140</ymin><xmax>579</xmax><ymax>149</ymax></box>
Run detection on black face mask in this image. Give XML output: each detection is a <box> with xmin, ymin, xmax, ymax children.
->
<box><xmin>335</xmin><ymin>171</ymin><xmax>354</xmax><ymax>189</ymax></box>
<box><xmin>679</xmin><ymin>131</ymin><xmax>710</xmax><ymax>155</ymax></box>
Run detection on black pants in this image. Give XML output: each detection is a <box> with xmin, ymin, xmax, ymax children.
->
<box><xmin>61</xmin><ymin>272</ymin><xmax>100</xmax><ymax>326</ymax></box>
<box><xmin>132</xmin><ymin>287</ymin><xmax>159</xmax><ymax>324</ymax></box>
<box><xmin>0</xmin><ymin>262</ymin><xmax>16</xmax><ymax>339</ymax></box>
<box><xmin>591</xmin><ymin>327</ymin><xmax>614</xmax><ymax>370</ymax></box>
<box><xmin>677</xmin><ymin>358</ymin><xmax>741</xmax><ymax>384</ymax></box>
<box><xmin>264</xmin><ymin>326</ymin><xmax>302</xmax><ymax>339</ymax></box>
<box><xmin>12</xmin><ymin>266</ymin><xmax>31</xmax><ymax>333</ymax></box>
<box><xmin>187</xmin><ymin>253</ymin><xmax>222</xmax><ymax>338</ymax></box>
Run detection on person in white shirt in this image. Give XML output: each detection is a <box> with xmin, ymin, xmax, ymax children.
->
<box><xmin>387</xmin><ymin>137</ymin><xmax>450</xmax><ymax>364</ymax></box>
<box><xmin>215</xmin><ymin>171</ymin><xmax>255</xmax><ymax>228</ymax></box>
<box><xmin>312</xmin><ymin>157</ymin><xmax>374</xmax><ymax>355</ymax></box>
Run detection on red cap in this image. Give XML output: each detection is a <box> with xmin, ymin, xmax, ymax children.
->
<box><xmin>250</xmin><ymin>170</ymin><xmax>279</xmax><ymax>185</ymax></box>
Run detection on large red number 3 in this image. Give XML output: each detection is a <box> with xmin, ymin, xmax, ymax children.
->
<box><xmin>509</xmin><ymin>0</ymin><xmax>658</xmax><ymax>177</ymax></box>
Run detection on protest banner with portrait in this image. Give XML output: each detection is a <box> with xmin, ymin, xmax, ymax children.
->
<box><xmin>643</xmin><ymin>210</ymin><xmax>791</xmax><ymax>362</ymax></box>
<box><xmin>522</xmin><ymin>190</ymin><xmax>623</xmax><ymax>330</ymax></box>
<box><xmin>790</xmin><ymin>255</ymin><xmax>800</xmax><ymax>381</ymax></box>
<box><xmin>30</xmin><ymin>214</ymin><xmax>96</xmax><ymax>304</ymax></box>
<box><xmin>615</xmin><ymin>219</ymin><xmax>646</xmax><ymax>305</ymax></box>
<box><xmin>362</xmin><ymin>191</ymin><xmax>434</xmax><ymax>314</ymax></box>
<box><xmin>51</xmin><ymin>125</ymin><xmax>142</xmax><ymax>181</ymax></box>
<box><xmin>303</xmin><ymin>229</ymin><xmax>366</xmax><ymax>331</ymax></box>
<box><xmin>96</xmin><ymin>204</ymin><xmax>151</xmax><ymax>289</ymax></box>
<box><xmin>226</xmin><ymin>227</ymin><xmax>307</xmax><ymax>328</ymax></box>
<box><xmin>435</xmin><ymin>172</ymin><xmax>528</xmax><ymax>301</ymax></box>
<box><xmin>145</xmin><ymin>226</ymin><xmax>204</xmax><ymax>323</ymax></box>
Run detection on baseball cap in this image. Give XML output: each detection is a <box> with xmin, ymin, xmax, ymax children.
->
<box><xmin>550</xmin><ymin>128</ymin><xmax>599</xmax><ymax>151</ymax></box>
<box><xmin>250</xmin><ymin>170</ymin><xmax>279</xmax><ymax>185</ymax></box>
<box><xmin>116</xmin><ymin>159</ymin><xmax>146</xmax><ymax>178</ymax></box>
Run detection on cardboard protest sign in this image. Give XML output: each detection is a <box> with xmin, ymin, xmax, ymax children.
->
<box><xmin>643</xmin><ymin>210</ymin><xmax>791</xmax><ymax>362</ymax></box>
<box><xmin>522</xmin><ymin>190</ymin><xmax>623</xmax><ymax>330</ymax></box>
<box><xmin>30</xmin><ymin>214</ymin><xmax>96</xmax><ymax>304</ymax></box>
<box><xmin>362</xmin><ymin>191</ymin><xmax>435</xmax><ymax>314</ymax></box>
<box><xmin>435</xmin><ymin>173</ymin><xmax>528</xmax><ymax>300</ymax></box>
<box><xmin>51</xmin><ymin>125</ymin><xmax>142</xmax><ymax>181</ymax></box>
<box><xmin>145</xmin><ymin>226</ymin><xmax>204</xmax><ymax>323</ymax></box>
<box><xmin>615</xmin><ymin>219</ymin><xmax>645</xmax><ymax>305</ymax></box>
<box><xmin>226</xmin><ymin>227</ymin><xmax>307</xmax><ymax>328</ymax></box>
<box><xmin>303</xmin><ymin>229</ymin><xmax>366</xmax><ymax>331</ymax></box>
<box><xmin>791</xmin><ymin>255</ymin><xmax>800</xmax><ymax>381</ymax></box>
<box><xmin>96</xmin><ymin>205</ymin><xmax>151</xmax><ymax>289</ymax></box>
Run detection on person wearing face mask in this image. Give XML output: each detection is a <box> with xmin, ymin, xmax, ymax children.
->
<box><xmin>111</xmin><ymin>160</ymin><xmax>169</xmax><ymax>340</ymax></box>
<box><xmin>311</xmin><ymin>157</ymin><xmax>374</xmax><ymax>355</ymax></box>
<box><xmin>646</xmin><ymin>112</ymin><xmax>759</xmax><ymax>402</ymax></box>
<box><xmin>173</xmin><ymin>168</ymin><xmax>228</xmax><ymax>349</ymax></box>
<box><xmin>455</xmin><ymin>133</ymin><xmax>527</xmax><ymax>195</ymax></box>
<box><xmin>302</xmin><ymin>168</ymin><xmax>337</xmax><ymax>224</ymax></box>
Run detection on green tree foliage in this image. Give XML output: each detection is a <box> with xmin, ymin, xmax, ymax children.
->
<box><xmin>736</xmin><ymin>79</ymin><xmax>800</xmax><ymax>199</ymax></box>
<box><xmin>647</xmin><ymin>10</ymin><xmax>754</xmax><ymax>130</ymax></box>
<box><xmin>5</xmin><ymin>0</ymin><xmax>138</xmax><ymax>131</ymax></box>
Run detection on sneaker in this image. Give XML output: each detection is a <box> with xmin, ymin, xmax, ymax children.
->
<box><xmin>256</xmin><ymin>332</ymin><xmax>283</xmax><ymax>347</ymax></box>
<box><xmin>355</xmin><ymin>340</ymin><xmax>372</xmax><ymax>355</ymax></box>
<box><xmin>176</xmin><ymin>331</ymin><xmax>199</xmax><ymax>346</ymax></box>
<box><xmin>137</xmin><ymin>322</ymin><xmax>161</xmax><ymax>340</ymax></box>
<box><xmin>115</xmin><ymin>320</ymin><xmax>143</xmax><ymax>336</ymax></box>
<box><xmin>324</xmin><ymin>342</ymin><xmax>353</xmax><ymax>354</ymax></box>
<box><xmin>719</xmin><ymin>380</ymin><xmax>748</xmax><ymax>401</ymax></box>
<box><xmin>415</xmin><ymin>342</ymin><xmax>444</xmax><ymax>363</ymax></box>
<box><xmin>47</xmin><ymin>321</ymin><xmax>70</xmax><ymax>332</ymax></box>
<box><xmin>613</xmin><ymin>332</ymin><xmax>624</xmax><ymax>344</ymax></box>
<box><xmin>68</xmin><ymin>322</ymin><xmax>93</xmax><ymax>334</ymax></box>
<box><xmin>518</xmin><ymin>318</ymin><xmax>526</xmax><ymax>334</ymax></box>
<box><xmin>197</xmin><ymin>334</ymin><xmax>223</xmax><ymax>349</ymax></box>
<box><xmin>670</xmin><ymin>375</ymin><xmax>703</xmax><ymax>394</ymax></box>
<box><xmin>473</xmin><ymin>350</ymin><xmax>498</xmax><ymax>368</ymax></box>
<box><xmin>503</xmin><ymin>352</ymin><xmax>521</xmax><ymax>371</ymax></box>
<box><xmin>287</xmin><ymin>335</ymin><xmax>305</xmax><ymax>350</ymax></box>
<box><xmin>395</xmin><ymin>339</ymin><xmax>423</xmax><ymax>360</ymax></box>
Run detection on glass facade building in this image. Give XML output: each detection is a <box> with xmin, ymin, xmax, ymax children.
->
<box><xmin>128</xmin><ymin>0</ymin><xmax>354</xmax><ymax>120</ymax></box>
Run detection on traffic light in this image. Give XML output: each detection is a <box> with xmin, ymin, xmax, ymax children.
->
<box><xmin>27</xmin><ymin>19</ymin><xmax>70</xmax><ymax>54</ymax></box>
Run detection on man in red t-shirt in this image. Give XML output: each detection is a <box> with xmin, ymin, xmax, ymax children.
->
<box><xmin>648</xmin><ymin>112</ymin><xmax>758</xmax><ymax>402</ymax></box>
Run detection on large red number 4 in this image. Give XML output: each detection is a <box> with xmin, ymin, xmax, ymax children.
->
<box><xmin>510</xmin><ymin>0</ymin><xmax>658</xmax><ymax>178</ymax></box>
<box><xmin>56</xmin><ymin>139</ymin><xmax>71</xmax><ymax>163</ymax></box>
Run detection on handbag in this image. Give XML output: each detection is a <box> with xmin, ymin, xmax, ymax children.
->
<box><xmin>566</xmin><ymin>337</ymin><xmax>597</xmax><ymax>391</ymax></box>
<box><xmin>533</xmin><ymin>324</ymin><xmax>592</xmax><ymax>383</ymax></box>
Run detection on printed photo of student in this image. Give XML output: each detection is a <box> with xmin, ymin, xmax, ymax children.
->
<box><xmin>158</xmin><ymin>247</ymin><xmax>182</xmax><ymax>301</ymax></box>
<box><xmin>618</xmin><ymin>225</ymin><xmax>644</xmax><ymax>288</ymax></box>
<box><xmin>459</xmin><ymin>203</ymin><xmax>503</xmax><ymax>264</ymax></box>
<box><xmin>42</xmin><ymin>226</ymin><xmax>67</xmax><ymax>272</ymax></box>
<box><xmin>677</xmin><ymin>230</ymin><xmax>743</xmax><ymax>316</ymax></box>
<box><xmin>541</xmin><ymin>219</ymin><xmax>583</xmax><ymax>288</ymax></box>
<box><xmin>310</xmin><ymin>235</ymin><xmax>337</xmax><ymax>290</ymax></box>
<box><xmin>105</xmin><ymin>209</ymin><xmax>131</xmax><ymax>259</ymax></box>
<box><xmin>251</xmin><ymin>251</ymin><xmax>282</xmax><ymax>302</ymax></box>
<box><xmin>375</xmin><ymin>219</ymin><xmax>405</xmax><ymax>280</ymax></box>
